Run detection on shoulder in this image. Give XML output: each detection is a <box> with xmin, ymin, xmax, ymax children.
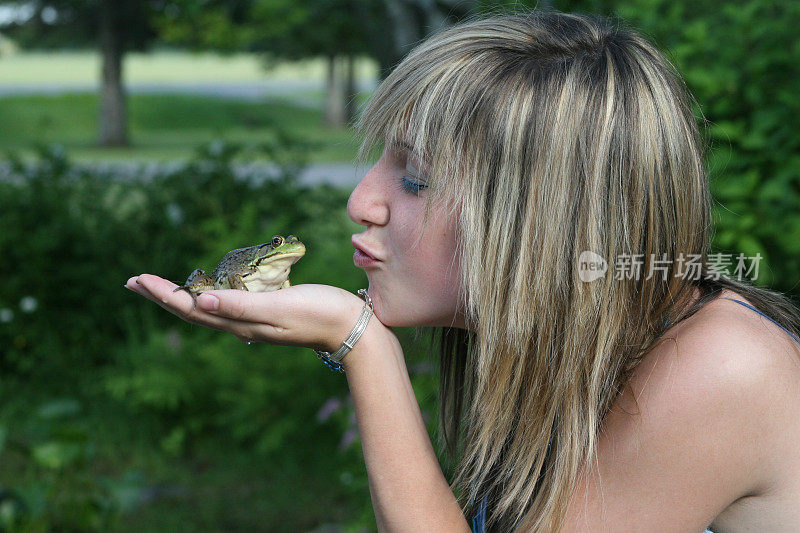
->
<box><xmin>635</xmin><ymin>293</ymin><xmax>797</xmax><ymax>412</ymax></box>
<box><xmin>640</xmin><ymin>293</ymin><xmax>800</xmax><ymax>424</ymax></box>
<box><xmin>562</xmin><ymin>292</ymin><xmax>800</xmax><ymax>531</ymax></box>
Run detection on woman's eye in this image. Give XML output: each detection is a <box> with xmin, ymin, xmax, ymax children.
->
<box><xmin>400</xmin><ymin>174</ymin><xmax>428</xmax><ymax>193</ymax></box>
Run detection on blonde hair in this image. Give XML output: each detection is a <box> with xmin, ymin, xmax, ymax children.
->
<box><xmin>355</xmin><ymin>9</ymin><xmax>800</xmax><ymax>531</ymax></box>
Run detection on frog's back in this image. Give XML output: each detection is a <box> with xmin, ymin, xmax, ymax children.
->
<box><xmin>211</xmin><ymin>246</ymin><xmax>258</xmax><ymax>284</ymax></box>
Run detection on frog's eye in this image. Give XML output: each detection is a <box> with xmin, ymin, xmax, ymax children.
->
<box><xmin>271</xmin><ymin>236</ymin><xmax>284</xmax><ymax>247</ymax></box>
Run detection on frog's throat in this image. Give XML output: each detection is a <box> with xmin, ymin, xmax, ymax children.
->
<box><xmin>173</xmin><ymin>285</ymin><xmax>200</xmax><ymax>309</ymax></box>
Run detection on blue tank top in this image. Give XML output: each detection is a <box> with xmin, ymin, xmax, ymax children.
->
<box><xmin>471</xmin><ymin>297</ymin><xmax>800</xmax><ymax>531</ymax></box>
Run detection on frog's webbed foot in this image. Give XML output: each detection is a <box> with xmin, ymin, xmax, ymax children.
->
<box><xmin>281</xmin><ymin>279</ymin><xmax>291</xmax><ymax>289</ymax></box>
<box><xmin>173</xmin><ymin>285</ymin><xmax>200</xmax><ymax>309</ymax></box>
<box><xmin>174</xmin><ymin>269</ymin><xmax>215</xmax><ymax>309</ymax></box>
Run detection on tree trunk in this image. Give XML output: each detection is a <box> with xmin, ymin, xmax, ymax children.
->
<box><xmin>324</xmin><ymin>54</ymin><xmax>346</xmax><ymax>129</ymax></box>
<box><xmin>98</xmin><ymin>1</ymin><xmax>128</xmax><ymax>146</ymax></box>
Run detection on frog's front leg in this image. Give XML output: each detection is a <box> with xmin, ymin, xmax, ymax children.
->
<box><xmin>281</xmin><ymin>280</ymin><xmax>291</xmax><ymax>289</ymax></box>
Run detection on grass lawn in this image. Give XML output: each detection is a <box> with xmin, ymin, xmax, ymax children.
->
<box><xmin>0</xmin><ymin>51</ymin><xmax>379</xmax><ymax>163</ymax></box>
<box><xmin>0</xmin><ymin>92</ymin><xmax>369</xmax><ymax>163</ymax></box>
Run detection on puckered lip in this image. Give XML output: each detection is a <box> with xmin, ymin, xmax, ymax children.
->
<box><xmin>351</xmin><ymin>236</ymin><xmax>384</xmax><ymax>262</ymax></box>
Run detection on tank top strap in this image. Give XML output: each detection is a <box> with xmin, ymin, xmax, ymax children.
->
<box><xmin>471</xmin><ymin>494</ymin><xmax>487</xmax><ymax>532</ymax></box>
<box><xmin>722</xmin><ymin>297</ymin><xmax>800</xmax><ymax>347</ymax></box>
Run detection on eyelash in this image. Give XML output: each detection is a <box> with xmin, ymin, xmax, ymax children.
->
<box><xmin>400</xmin><ymin>174</ymin><xmax>428</xmax><ymax>194</ymax></box>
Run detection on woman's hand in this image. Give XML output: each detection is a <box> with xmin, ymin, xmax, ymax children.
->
<box><xmin>125</xmin><ymin>274</ymin><xmax>367</xmax><ymax>352</ymax></box>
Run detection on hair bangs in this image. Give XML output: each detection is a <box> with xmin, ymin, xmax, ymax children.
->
<box><xmin>355</xmin><ymin>44</ymin><xmax>518</xmax><ymax>215</ymax></box>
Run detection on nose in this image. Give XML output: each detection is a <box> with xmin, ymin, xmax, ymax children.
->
<box><xmin>347</xmin><ymin>162</ymin><xmax>390</xmax><ymax>227</ymax></box>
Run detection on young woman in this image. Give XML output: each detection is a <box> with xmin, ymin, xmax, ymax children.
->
<box><xmin>127</xmin><ymin>10</ymin><xmax>800</xmax><ymax>532</ymax></box>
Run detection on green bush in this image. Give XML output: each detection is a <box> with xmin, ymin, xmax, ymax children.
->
<box><xmin>612</xmin><ymin>0</ymin><xmax>800</xmax><ymax>291</ymax></box>
<box><xmin>0</xmin><ymin>135</ymin><xmax>391</xmax><ymax>530</ymax></box>
<box><xmin>0</xmin><ymin>133</ymin><xmax>359</xmax><ymax>374</ymax></box>
<box><xmin>0</xmin><ymin>399</ymin><xmax>121</xmax><ymax>531</ymax></box>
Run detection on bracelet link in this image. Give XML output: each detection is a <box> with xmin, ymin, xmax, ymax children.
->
<box><xmin>314</xmin><ymin>289</ymin><xmax>373</xmax><ymax>373</ymax></box>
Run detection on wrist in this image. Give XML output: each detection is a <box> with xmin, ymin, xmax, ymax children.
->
<box><xmin>339</xmin><ymin>315</ymin><xmax>395</xmax><ymax>373</ymax></box>
<box><xmin>315</xmin><ymin>289</ymin><xmax>375</xmax><ymax>372</ymax></box>
<box><xmin>323</xmin><ymin>291</ymin><xmax>367</xmax><ymax>353</ymax></box>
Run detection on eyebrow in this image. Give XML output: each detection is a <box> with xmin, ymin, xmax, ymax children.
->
<box><xmin>389</xmin><ymin>139</ymin><xmax>432</xmax><ymax>176</ymax></box>
<box><xmin>395</xmin><ymin>141</ymin><xmax>429</xmax><ymax>163</ymax></box>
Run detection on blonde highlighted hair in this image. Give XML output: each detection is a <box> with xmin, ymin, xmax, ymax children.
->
<box><xmin>355</xmin><ymin>9</ymin><xmax>800</xmax><ymax>531</ymax></box>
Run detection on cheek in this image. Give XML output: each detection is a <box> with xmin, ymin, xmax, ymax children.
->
<box><xmin>399</xmin><ymin>220</ymin><xmax>461</xmax><ymax>300</ymax></box>
<box><xmin>372</xmin><ymin>198</ymin><xmax>464</xmax><ymax>326</ymax></box>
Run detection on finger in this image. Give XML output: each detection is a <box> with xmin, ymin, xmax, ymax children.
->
<box><xmin>198</xmin><ymin>290</ymin><xmax>294</xmax><ymax>343</ymax></box>
<box><xmin>127</xmin><ymin>274</ymin><xmax>307</xmax><ymax>347</ymax></box>
<box><xmin>125</xmin><ymin>275</ymin><xmax>162</xmax><ymax>303</ymax></box>
<box><xmin>197</xmin><ymin>287</ymin><xmax>292</xmax><ymax>327</ymax></box>
<box><xmin>125</xmin><ymin>274</ymin><xmax>182</xmax><ymax>310</ymax></box>
<box><xmin>131</xmin><ymin>274</ymin><xmax>249</xmax><ymax>333</ymax></box>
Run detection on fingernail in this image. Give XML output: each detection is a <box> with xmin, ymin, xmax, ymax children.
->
<box><xmin>198</xmin><ymin>293</ymin><xmax>219</xmax><ymax>311</ymax></box>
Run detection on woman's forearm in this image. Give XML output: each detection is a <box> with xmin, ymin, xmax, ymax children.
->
<box><xmin>342</xmin><ymin>321</ymin><xmax>471</xmax><ymax>532</ymax></box>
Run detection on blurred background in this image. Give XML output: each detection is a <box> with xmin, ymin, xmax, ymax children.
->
<box><xmin>0</xmin><ymin>0</ymin><xmax>798</xmax><ymax>531</ymax></box>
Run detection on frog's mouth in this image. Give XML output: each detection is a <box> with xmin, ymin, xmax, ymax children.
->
<box><xmin>270</xmin><ymin>250</ymin><xmax>305</xmax><ymax>265</ymax></box>
<box><xmin>250</xmin><ymin>252</ymin><xmax>303</xmax><ymax>282</ymax></box>
<box><xmin>256</xmin><ymin>244</ymin><xmax>306</xmax><ymax>266</ymax></box>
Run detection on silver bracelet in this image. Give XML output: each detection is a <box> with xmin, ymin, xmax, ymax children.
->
<box><xmin>314</xmin><ymin>289</ymin><xmax>373</xmax><ymax>372</ymax></box>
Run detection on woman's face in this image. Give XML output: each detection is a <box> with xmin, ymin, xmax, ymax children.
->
<box><xmin>347</xmin><ymin>145</ymin><xmax>466</xmax><ymax>328</ymax></box>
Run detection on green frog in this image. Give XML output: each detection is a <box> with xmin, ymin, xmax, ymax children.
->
<box><xmin>174</xmin><ymin>235</ymin><xmax>306</xmax><ymax>305</ymax></box>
